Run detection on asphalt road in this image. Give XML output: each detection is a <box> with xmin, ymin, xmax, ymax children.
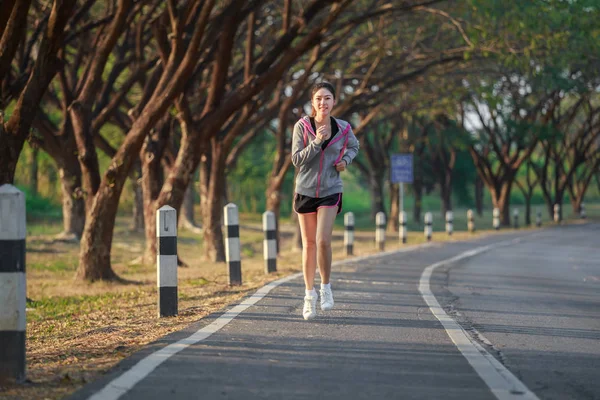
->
<box><xmin>432</xmin><ymin>223</ymin><xmax>600</xmax><ymax>400</ymax></box>
<box><xmin>71</xmin><ymin>224</ymin><xmax>600</xmax><ymax>400</ymax></box>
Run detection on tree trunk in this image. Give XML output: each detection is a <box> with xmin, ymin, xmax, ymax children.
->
<box><xmin>440</xmin><ymin>183</ymin><xmax>452</xmax><ymax>216</ymax></box>
<box><xmin>30</xmin><ymin>146</ymin><xmax>39</xmax><ymax>196</ymax></box>
<box><xmin>201</xmin><ymin>138</ymin><xmax>226</xmax><ymax>262</ymax></box>
<box><xmin>141</xmin><ymin>133</ymin><xmax>166</xmax><ymax>264</ymax></box>
<box><xmin>475</xmin><ymin>175</ymin><xmax>484</xmax><ymax>216</ymax></box>
<box><xmin>524</xmin><ymin>193</ymin><xmax>532</xmax><ymax>226</ymax></box>
<box><xmin>567</xmin><ymin>166</ymin><xmax>597</xmax><ymax>215</ymax></box>
<box><xmin>76</xmin><ymin>188</ymin><xmax>120</xmax><ymax>281</ymax></box>
<box><xmin>181</xmin><ymin>182</ymin><xmax>202</xmax><ymax>232</ymax></box>
<box><xmin>489</xmin><ymin>181</ymin><xmax>513</xmax><ymax>226</ymax></box>
<box><xmin>58</xmin><ymin>164</ymin><xmax>85</xmax><ymax>238</ymax></box>
<box><xmin>555</xmin><ymin>189</ymin><xmax>565</xmax><ymax>221</ymax></box>
<box><xmin>0</xmin><ymin>122</ymin><xmax>25</xmax><ymax>184</ymax></box>
<box><xmin>369</xmin><ymin>173</ymin><xmax>385</xmax><ymax>221</ymax></box>
<box><xmin>570</xmin><ymin>195</ymin><xmax>582</xmax><ymax>215</ymax></box>
<box><xmin>131</xmin><ymin>173</ymin><xmax>145</xmax><ymax>232</ymax></box>
<box><xmin>266</xmin><ymin>180</ymin><xmax>283</xmax><ymax>253</ymax></box>
<box><xmin>0</xmin><ymin>0</ymin><xmax>77</xmax><ymax>185</ymax></box>
<box><xmin>412</xmin><ymin>179</ymin><xmax>423</xmax><ymax>223</ymax></box>
<box><xmin>387</xmin><ymin>183</ymin><xmax>399</xmax><ymax>232</ymax></box>
<box><xmin>70</xmin><ymin>103</ymin><xmax>102</xmax><ymax>212</ymax></box>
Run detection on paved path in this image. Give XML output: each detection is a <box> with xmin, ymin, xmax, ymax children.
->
<box><xmin>71</xmin><ymin>224</ymin><xmax>600</xmax><ymax>400</ymax></box>
<box><xmin>432</xmin><ymin>223</ymin><xmax>600</xmax><ymax>400</ymax></box>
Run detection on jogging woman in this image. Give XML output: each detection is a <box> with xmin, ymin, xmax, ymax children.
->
<box><xmin>291</xmin><ymin>81</ymin><xmax>360</xmax><ymax>320</ymax></box>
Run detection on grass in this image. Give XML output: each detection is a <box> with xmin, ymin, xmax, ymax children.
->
<box><xmin>0</xmin><ymin>205</ymin><xmax>598</xmax><ymax>399</ymax></box>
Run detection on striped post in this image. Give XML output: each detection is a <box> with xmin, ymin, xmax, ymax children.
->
<box><xmin>424</xmin><ymin>212</ymin><xmax>432</xmax><ymax>241</ymax></box>
<box><xmin>513</xmin><ymin>208</ymin><xmax>519</xmax><ymax>229</ymax></box>
<box><xmin>554</xmin><ymin>204</ymin><xmax>560</xmax><ymax>224</ymax></box>
<box><xmin>0</xmin><ymin>185</ymin><xmax>26</xmax><ymax>383</ymax></box>
<box><xmin>536</xmin><ymin>208</ymin><xmax>542</xmax><ymax>227</ymax></box>
<box><xmin>580</xmin><ymin>203</ymin><xmax>586</xmax><ymax>219</ymax></box>
<box><xmin>467</xmin><ymin>209</ymin><xmax>475</xmax><ymax>233</ymax></box>
<box><xmin>445</xmin><ymin>211</ymin><xmax>453</xmax><ymax>236</ymax></box>
<box><xmin>399</xmin><ymin>211</ymin><xmax>407</xmax><ymax>244</ymax></box>
<box><xmin>376</xmin><ymin>212</ymin><xmax>386</xmax><ymax>251</ymax></box>
<box><xmin>157</xmin><ymin>206</ymin><xmax>177</xmax><ymax>318</ymax></box>
<box><xmin>493</xmin><ymin>208</ymin><xmax>500</xmax><ymax>230</ymax></box>
<box><xmin>344</xmin><ymin>212</ymin><xmax>354</xmax><ymax>256</ymax></box>
<box><xmin>224</xmin><ymin>203</ymin><xmax>242</xmax><ymax>285</ymax></box>
<box><xmin>263</xmin><ymin>211</ymin><xmax>277</xmax><ymax>273</ymax></box>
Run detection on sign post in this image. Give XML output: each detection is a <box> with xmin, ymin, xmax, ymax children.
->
<box><xmin>391</xmin><ymin>153</ymin><xmax>414</xmax><ymax>218</ymax></box>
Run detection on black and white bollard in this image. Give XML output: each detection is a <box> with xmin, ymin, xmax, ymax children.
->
<box><xmin>224</xmin><ymin>203</ymin><xmax>242</xmax><ymax>285</ymax></box>
<box><xmin>157</xmin><ymin>205</ymin><xmax>177</xmax><ymax>318</ymax></box>
<box><xmin>0</xmin><ymin>185</ymin><xmax>26</xmax><ymax>382</ymax></box>
<box><xmin>467</xmin><ymin>209</ymin><xmax>475</xmax><ymax>233</ymax></box>
<box><xmin>376</xmin><ymin>212</ymin><xmax>386</xmax><ymax>251</ymax></box>
<box><xmin>536</xmin><ymin>208</ymin><xmax>542</xmax><ymax>227</ymax></box>
<box><xmin>513</xmin><ymin>208</ymin><xmax>519</xmax><ymax>229</ymax></box>
<box><xmin>399</xmin><ymin>211</ymin><xmax>407</xmax><ymax>244</ymax></box>
<box><xmin>344</xmin><ymin>212</ymin><xmax>354</xmax><ymax>256</ymax></box>
<box><xmin>424</xmin><ymin>212</ymin><xmax>432</xmax><ymax>241</ymax></box>
<box><xmin>263</xmin><ymin>211</ymin><xmax>277</xmax><ymax>273</ymax></box>
<box><xmin>580</xmin><ymin>203</ymin><xmax>586</xmax><ymax>219</ymax></box>
<box><xmin>554</xmin><ymin>204</ymin><xmax>560</xmax><ymax>224</ymax></box>
<box><xmin>445</xmin><ymin>211</ymin><xmax>453</xmax><ymax>236</ymax></box>
<box><xmin>493</xmin><ymin>208</ymin><xmax>500</xmax><ymax>230</ymax></box>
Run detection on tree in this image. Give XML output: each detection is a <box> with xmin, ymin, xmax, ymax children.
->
<box><xmin>76</xmin><ymin>0</ymin><xmax>222</xmax><ymax>280</ymax></box>
<box><xmin>1</xmin><ymin>0</ymin><xmax>77</xmax><ymax>184</ymax></box>
<box><xmin>515</xmin><ymin>161</ymin><xmax>539</xmax><ymax>225</ymax></box>
<box><xmin>534</xmin><ymin>95</ymin><xmax>600</xmax><ymax>219</ymax></box>
<box><xmin>464</xmin><ymin>76</ymin><xmax>557</xmax><ymax>225</ymax></box>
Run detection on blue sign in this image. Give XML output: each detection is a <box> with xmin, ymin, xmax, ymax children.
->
<box><xmin>391</xmin><ymin>154</ymin><xmax>413</xmax><ymax>183</ymax></box>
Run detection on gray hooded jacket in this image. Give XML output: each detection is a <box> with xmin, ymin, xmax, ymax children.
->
<box><xmin>291</xmin><ymin>116</ymin><xmax>360</xmax><ymax>198</ymax></box>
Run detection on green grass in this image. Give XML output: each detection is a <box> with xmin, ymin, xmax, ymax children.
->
<box><xmin>26</xmin><ymin>290</ymin><xmax>150</xmax><ymax>323</ymax></box>
<box><xmin>29</xmin><ymin>259</ymin><xmax>77</xmax><ymax>273</ymax></box>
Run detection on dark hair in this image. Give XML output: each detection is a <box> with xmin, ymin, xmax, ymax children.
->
<box><xmin>310</xmin><ymin>81</ymin><xmax>336</xmax><ymax>117</ymax></box>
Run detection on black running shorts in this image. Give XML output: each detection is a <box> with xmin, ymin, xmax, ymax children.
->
<box><xmin>293</xmin><ymin>193</ymin><xmax>343</xmax><ymax>215</ymax></box>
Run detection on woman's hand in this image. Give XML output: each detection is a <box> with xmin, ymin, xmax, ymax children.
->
<box><xmin>316</xmin><ymin>125</ymin><xmax>330</xmax><ymax>142</ymax></box>
<box><xmin>335</xmin><ymin>160</ymin><xmax>347</xmax><ymax>172</ymax></box>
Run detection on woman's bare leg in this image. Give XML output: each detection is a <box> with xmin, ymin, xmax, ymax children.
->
<box><xmin>298</xmin><ymin>213</ymin><xmax>318</xmax><ymax>290</ymax></box>
<box><xmin>316</xmin><ymin>207</ymin><xmax>338</xmax><ymax>284</ymax></box>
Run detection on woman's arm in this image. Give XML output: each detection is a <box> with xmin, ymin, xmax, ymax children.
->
<box><xmin>291</xmin><ymin>120</ymin><xmax>323</xmax><ymax>167</ymax></box>
<box><xmin>341</xmin><ymin>125</ymin><xmax>359</xmax><ymax>166</ymax></box>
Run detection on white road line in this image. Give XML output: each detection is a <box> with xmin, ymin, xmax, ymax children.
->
<box><xmin>336</xmin><ymin>278</ymin><xmax>405</xmax><ymax>286</ymax></box>
<box><xmin>88</xmin><ymin>272</ymin><xmax>303</xmax><ymax>400</ymax></box>
<box><xmin>87</xmin><ymin>241</ymin><xmax>437</xmax><ymax>400</ymax></box>
<box><xmin>418</xmin><ymin>238</ymin><xmax>540</xmax><ymax>400</ymax></box>
<box><xmin>90</xmin><ymin>235</ymin><xmax>531</xmax><ymax>400</ymax></box>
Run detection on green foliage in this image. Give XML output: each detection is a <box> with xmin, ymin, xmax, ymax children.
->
<box><xmin>16</xmin><ymin>185</ymin><xmax>62</xmax><ymax>221</ymax></box>
<box><xmin>452</xmin><ymin>151</ymin><xmax>477</xmax><ymax>206</ymax></box>
<box><xmin>227</xmin><ymin>130</ymin><xmax>287</xmax><ymax>214</ymax></box>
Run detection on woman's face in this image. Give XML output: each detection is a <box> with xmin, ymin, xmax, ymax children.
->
<box><xmin>312</xmin><ymin>88</ymin><xmax>336</xmax><ymax>118</ymax></box>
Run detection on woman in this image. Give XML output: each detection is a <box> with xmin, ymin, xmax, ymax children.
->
<box><xmin>291</xmin><ymin>81</ymin><xmax>360</xmax><ymax>320</ymax></box>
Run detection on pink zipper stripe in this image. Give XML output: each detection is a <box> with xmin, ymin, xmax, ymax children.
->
<box><xmin>333</xmin><ymin>125</ymin><xmax>351</xmax><ymax>165</ymax></box>
<box><xmin>301</xmin><ymin>118</ymin><xmax>316</xmax><ymax>135</ymax></box>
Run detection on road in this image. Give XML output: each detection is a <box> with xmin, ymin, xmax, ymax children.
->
<box><xmin>432</xmin><ymin>223</ymin><xmax>600</xmax><ymax>400</ymax></box>
<box><xmin>71</xmin><ymin>224</ymin><xmax>600</xmax><ymax>400</ymax></box>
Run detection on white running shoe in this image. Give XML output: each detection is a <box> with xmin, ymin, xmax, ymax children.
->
<box><xmin>303</xmin><ymin>295</ymin><xmax>317</xmax><ymax>320</ymax></box>
<box><xmin>320</xmin><ymin>286</ymin><xmax>334</xmax><ymax>311</ymax></box>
